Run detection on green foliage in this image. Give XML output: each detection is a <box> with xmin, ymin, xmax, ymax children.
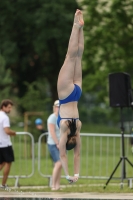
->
<box><xmin>19</xmin><ymin>79</ymin><xmax>50</xmax><ymax>111</ymax></box>
<box><xmin>1</xmin><ymin>0</ymin><xmax>133</xmax><ymax>124</ymax></box>
<box><xmin>0</xmin><ymin>0</ymin><xmax>79</xmax><ymax>102</ymax></box>
<box><xmin>79</xmin><ymin>93</ymin><xmax>120</xmax><ymax>125</ymax></box>
<box><xmin>0</xmin><ymin>54</ymin><xmax>14</xmax><ymax>100</ymax></box>
<box><xmin>82</xmin><ymin>0</ymin><xmax>133</xmax><ymax>104</ymax></box>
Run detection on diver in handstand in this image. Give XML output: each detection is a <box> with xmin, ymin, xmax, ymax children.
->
<box><xmin>57</xmin><ymin>9</ymin><xmax>84</xmax><ymax>183</ymax></box>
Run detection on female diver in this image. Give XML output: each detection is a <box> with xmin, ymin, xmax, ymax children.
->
<box><xmin>57</xmin><ymin>9</ymin><xmax>84</xmax><ymax>183</ymax></box>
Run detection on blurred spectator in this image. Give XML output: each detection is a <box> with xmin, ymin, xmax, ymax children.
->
<box><xmin>35</xmin><ymin>118</ymin><xmax>47</xmax><ymax>143</ymax></box>
<box><xmin>0</xmin><ymin>99</ymin><xmax>16</xmax><ymax>189</ymax></box>
<box><xmin>47</xmin><ymin>100</ymin><xmax>62</xmax><ymax>190</ymax></box>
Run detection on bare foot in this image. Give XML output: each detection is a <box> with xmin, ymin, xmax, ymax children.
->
<box><xmin>74</xmin><ymin>9</ymin><xmax>84</xmax><ymax>27</ymax></box>
<box><xmin>51</xmin><ymin>187</ymin><xmax>61</xmax><ymax>191</ymax></box>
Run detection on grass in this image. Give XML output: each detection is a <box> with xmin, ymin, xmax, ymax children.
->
<box><xmin>1</xmin><ymin>123</ymin><xmax>133</xmax><ymax>193</ymax></box>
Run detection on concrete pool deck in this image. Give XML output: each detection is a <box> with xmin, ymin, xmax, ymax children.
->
<box><xmin>0</xmin><ymin>191</ymin><xmax>133</xmax><ymax>199</ymax></box>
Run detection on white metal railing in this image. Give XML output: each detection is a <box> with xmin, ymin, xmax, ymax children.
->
<box><xmin>38</xmin><ymin>133</ymin><xmax>133</xmax><ymax>187</ymax></box>
<box><xmin>0</xmin><ymin>132</ymin><xmax>34</xmax><ymax>187</ymax></box>
<box><xmin>1</xmin><ymin>132</ymin><xmax>133</xmax><ymax>188</ymax></box>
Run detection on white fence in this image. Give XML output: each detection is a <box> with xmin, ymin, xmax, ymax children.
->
<box><xmin>1</xmin><ymin>132</ymin><xmax>133</xmax><ymax>187</ymax></box>
<box><xmin>38</xmin><ymin>132</ymin><xmax>133</xmax><ymax>187</ymax></box>
<box><xmin>0</xmin><ymin>132</ymin><xmax>34</xmax><ymax>187</ymax></box>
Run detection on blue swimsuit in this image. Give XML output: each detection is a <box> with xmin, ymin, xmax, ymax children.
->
<box><xmin>57</xmin><ymin>84</ymin><xmax>82</xmax><ymax>127</ymax></box>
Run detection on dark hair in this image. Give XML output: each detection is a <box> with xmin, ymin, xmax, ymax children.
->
<box><xmin>66</xmin><ymin>119</ymin><xmax>77</xmax><ymax>150</ymax></box>
<box><xmin>0</xmin><ymin>99</ymin><xmax>13</xmax><ymax>109</ymax></box>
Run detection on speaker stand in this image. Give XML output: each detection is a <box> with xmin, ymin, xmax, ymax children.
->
<box><xmin>103</xmin><ymin>107</ymin><xmax>133</xmax><ymax>189</ymax></box>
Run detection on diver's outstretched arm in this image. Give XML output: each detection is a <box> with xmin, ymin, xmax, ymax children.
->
<box><xmin>59</xmin><ymin>121</ymin><xmax>82</xmax><ymax>183</ymax></box>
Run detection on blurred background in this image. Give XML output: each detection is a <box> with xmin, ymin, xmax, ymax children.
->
<box><xmin>0</xmin><ymin>0</ymin><xmax>133</xmax><ymax>135</ymax></box>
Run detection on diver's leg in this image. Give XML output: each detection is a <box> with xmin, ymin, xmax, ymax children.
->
<box><xmin>73</xmin><ymin>26</ymin><xmax>84</xmax><ymax>88</ymax></box>
<box><xmin>57</xmin><ymin>10</ymin><xmax>83</xmax><ymax>99</ymax></box>
<box><xmin>73</xmin><ymin>11</ymin><xmax>84</xmax><ymax>88</ymax></box>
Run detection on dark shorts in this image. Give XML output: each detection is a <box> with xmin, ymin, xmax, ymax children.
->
<box><xmin>0</xmin><ymin>146</ymin><xmax>15</xmax><ymax>163</ymax></box>
<box><xmin>48</xmin><ymin>144</ymin><xmax>60</xmax><ymax>163</ymax></box>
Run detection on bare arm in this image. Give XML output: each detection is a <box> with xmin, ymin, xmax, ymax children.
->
<box><xmin>4</xmin><ymin>127</ymin><xmax>16</xmax><ymax>136</ymax></box>
<box><xmin>74</xmin><ymin>131</ymin><xmax>81</xmax><ymax>174</ymax></box>
<box><xmin>59</xmin><ymin>126</ymin><xmax>69</xmax><ymax>176</ymax></box>
<box><xmin>59</xmin><ymin>120</ymin><xmax>81</xmax><ymax>183</ymax></box>
<box><xmin>74</xmin><ymin>120</ymin><xmax>82</xmax><ymax>174</ymax></box>
<box><xmin>62</xmin><ymin>132</ymin><xmax>81</xmax><ymax>183</ymax></box>
<box><xmin>48</xmin><ymin>123</ymin><xmax>59</xmax><ymax>147</ymax></box>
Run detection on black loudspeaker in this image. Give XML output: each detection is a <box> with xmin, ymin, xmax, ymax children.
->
<box><xmin>109</xmin><ymin>72</ymin><xmax>133</xmax><ymax>107</ymax></box>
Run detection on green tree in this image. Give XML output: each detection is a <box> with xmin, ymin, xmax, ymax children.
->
<box><xmin>0</xmin><ymin>0</ymin><xmax>79</xmax><ymax>107</ymax></box>
<box><xmin>0</xmin><ymin>54</ymin><xmax>13</xmax><ymax>100</ymax></box>
<box><xmin>82</xmin><ymin>0</ymin><xmax>133</xmax><ymax>104</ymax></box>
<box><xmin>19</xmin><ymin>80</ymin><xmax>51</xmax><ymax>113</ymax></box>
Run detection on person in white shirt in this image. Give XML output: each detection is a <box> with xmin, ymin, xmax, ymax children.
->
<box><xmin>0</xmin><ymin>99</ymin><xmax>16</xmax><ymax>189</ymax></box>
<box><xmin>47</xmin><ymin>100</ymin><xmax>62</xmax><ymax>190</ymax></box>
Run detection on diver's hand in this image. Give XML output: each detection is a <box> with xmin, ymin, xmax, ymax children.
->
<box><xmin>66</xmin><ymin>175</ymin><xmax>73</xmax><ymax>183</ymax></box>
<box><xmin>66</xmin><ymin>174</ymin><xmax>79</xmax><ymax>184</ymax></box>
<box><xmin>74</xmin><ymin>173</ymin><xmax>79</xmax><ymax>182</ymax></box>
<box><xmin>66</xmin><ymin>175</ymin><xmax>74</xmax><ymax>183</ymax></box>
